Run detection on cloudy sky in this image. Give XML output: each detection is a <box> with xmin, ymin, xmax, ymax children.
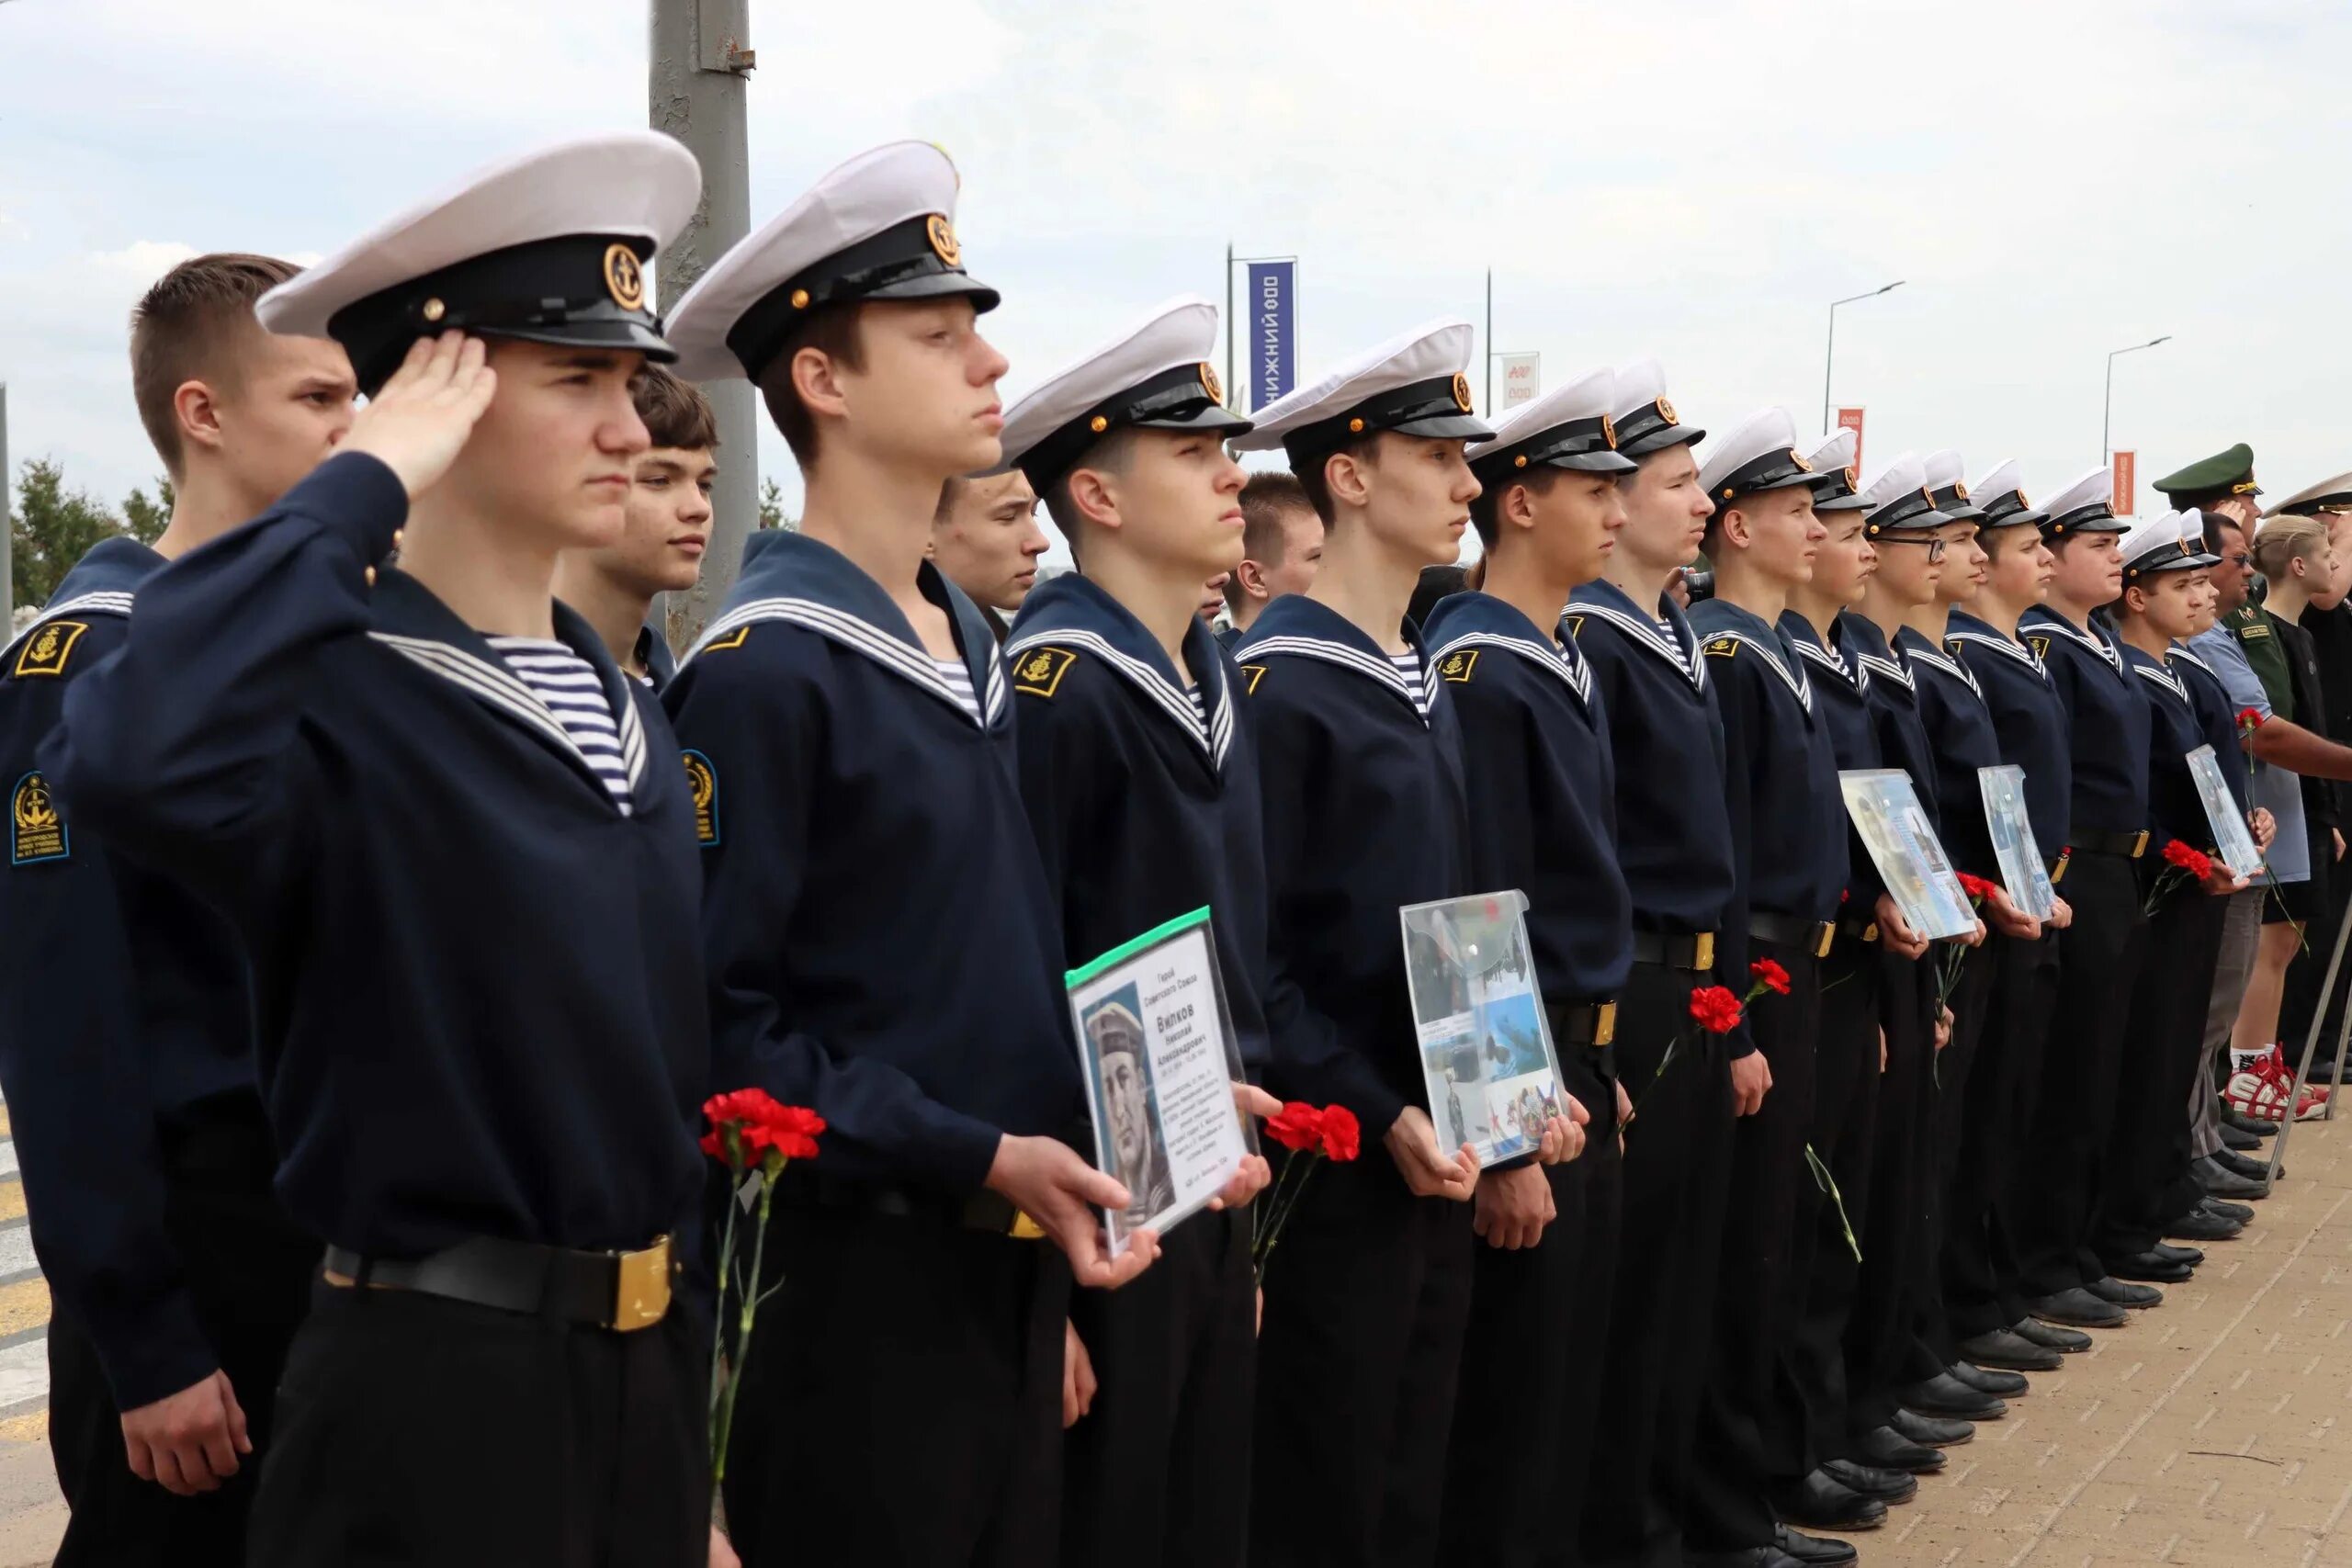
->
<box><xmin>4</xmin><ymin>0</ymin><xmax>2349</xmax><ymax>570</ymax></box>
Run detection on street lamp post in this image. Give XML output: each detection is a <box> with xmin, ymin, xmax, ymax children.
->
<box><xmin>1822</xmin><ymin>280</ymin><xmax>1905</xmax><ymax>434</ymax></box>
<box><xmin>2102</xmin><ymin>335</ymin><xmax>2172</xmax><ymax>462</ymax></box>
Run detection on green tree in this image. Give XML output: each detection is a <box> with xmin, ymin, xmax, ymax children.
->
<box><xmin>8</xmin><ymin>462</ymin><xmax>176</xmax><ymax>608</ymax></box>
<box><xmin>756</xmin><ymin>476</ymin><xmax>796</xmax><ymax>531</ymax></box>
<box><xmin>119</xmin><ymin>476</ymin><xmax>175</xmax><ymax>545</ymax></box>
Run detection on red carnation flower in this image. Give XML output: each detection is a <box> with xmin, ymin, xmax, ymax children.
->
<box><xmin>1955</xmin><ymin>873</ymin><xmax>1999</xmax><ymax>902</ymax></box>
<box><xmin>2237</xmin><ymin>706</ymin><xmax>2265</xmax><ymax>731</ymax></box>
<box><xmin>1264</xmin><ymin>1101</ymin><xmax>1327</xmax><ymax>1154</ymax></box>
<box><xmin>1318</xmin><ymin>1104</ymin><xmax>1362</xmax><ymax>1162</ymax></box>
<box><xmin>1749</xmin><ymin>958</ymin><xmax>1792</xmax><ymax>996</ymax></box>
<box><xmin>1689</xmin><ymin>985</ymin><xmax>1744</xmax><ymax>1034</ymax></box>
<box><xmin>700</xmin><ymin>1087</ymin><xmax>825</xmax><ymax>1166</ymax></box>
<box><xmin>2162</xmin><ymin>840</ymin><xmax>2213</xmax><ymax>881</ymax></box>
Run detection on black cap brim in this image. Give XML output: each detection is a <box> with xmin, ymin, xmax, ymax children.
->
<box><xmin>1621</xmin><ymin>426</ymin><xmax>1705</xmax><ymax>457</ymax></box>
<box><xmin>1134</xmin><ymin>402</ymin><xmax>1254</xmax><ymax>437</ymax></box>
<box><xmin>1547</xmin><ymin>450</ymin><xmax>1641</xmax><ymax>474</ymax></box>
<box><xmin>864</xmin><ymin>269</ymin><xmax>1002</xmax><ymax>313</ymax></box>
<box><xmin>1393</xmin><ymin>412</ymin><xmax>1498</xmax><ymax>443</ymax></box>
<box><xmin>1815</xmin><ymin>494</ymin><xmax>1871</xmax><ymax>512</ymax></box>
<box><xmin>481</xmin><ymin>316</ymin><xmax>678</xmax><ymax>365</ymax></box>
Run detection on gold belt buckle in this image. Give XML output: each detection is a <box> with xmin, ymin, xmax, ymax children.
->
<box><xmin>1691</xmin><ymin>931</ymin><xmax>1716</xmax><ymax>971</ymax></box>
<box><xmin>1010</xmin><ymin>1211</ymin><xmax>1046</xmax><ymax>1241</ymax></box>
<box><xmin>612</xmin><ymin>1235</ymin><xmax>672</xmax><ymax>1332</ymax></box>
<box><xmin>1591</xmin><ymin>1000</ymin><xmax>1617</xmax><ymax>1047</ymax></box>
<box><xmin>2130</xmin><ymin>830</ymin><xmax>2149</xmax><ymax>859</ymax></box>
<box><xmin>1811</xmin><ymin>922</ymin><xmax>1835</xmax><ymax>960</ymax></box>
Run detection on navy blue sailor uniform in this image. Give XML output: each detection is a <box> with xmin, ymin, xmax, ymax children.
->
<box><xmin>632</xmin><ymin>618</ymin><xmax>679</xmax><ymax>691</ymax></box>
<box><xmin>1234</xmin><ymin>594</ymin><xmax>1478</xmax><ymax>1568</ymax></box>
<box><xmin>1565</xmin><ymin>575</ymin><xmax>1743</xmax><ymax>1568</ymax></box>
<box><xmin>1421</xmin><ymin>590</ymin><xmax>1632</xmax><ymax>1564</ymax></box>
<box><xmin>1005</xmin><ymin>574</ymin><xmax>1269</xmax><ymax>1568</ymax></box>
<box><xmin>1684</xmin><ymin>597</ymin><xmax>1846</xmax><ymax>1557</ymax></box>
<box><xmin>663</xmin><ymin>531</ymin><xmax>1085</xmax><ymax>1563</ymax></box>
<box><xmin>1</xmin><ymin>540</ymin><xmax>318</xmax><ymax>1564</ymax></box>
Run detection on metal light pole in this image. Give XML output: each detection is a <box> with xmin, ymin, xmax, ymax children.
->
<box><xmin>2102</xmin><ymin>335</ymin><xmax>2171</xmax><ymax>463</ymax></box>
<box><xmin>1485</xmin><ymin>268</ymin><xmax>1493</xmax><ymax>414</ymax></box>
<box><xmin>1</xmin><ymin>383</ymin><xmax>11</xmax><ymax>628</ymax></box>
<box><xmin>1224</xmin><ymin>242</ymin><xmax>1236</xmax><ymax>411</ymax></box>
<box><xmin>651</xmin><ymin>0</ymin><xmax>755</xmax><ymax>645</ymax></box>
<box><xmin>1822</xmin><ymin>280</ymin><xmax>1905</xmax><ymax>434</ymax></box>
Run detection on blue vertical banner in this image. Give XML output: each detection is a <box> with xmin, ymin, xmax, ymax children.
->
<box><xmin>1248</xmin><ymin>261</ymin><xmax>1295</xmax><ymax>412</ymax></box>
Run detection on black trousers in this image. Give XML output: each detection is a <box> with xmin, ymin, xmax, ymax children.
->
<box><xmin>1951</xmin><ymin>929</ymin><xmax>2061</xmax><ymax>1341</ymax></box>
<box><xmin>249</xmin><ymin>1281</ymin><xmax>706</xmax><ymax>1566</ymax></box>
<box><xmin>1688</xmin><ymin>939</ymin><xmax>1821</xmax><ymax>1552</ymax></box>
<box><xmin>1787</xmin><ymin>942</ymin><xmax>1882</xmax><ymax>1470</ymax></box>
<box><xmin>50</xmin><ymin>1114</ymin><xmax>317</xmax><ymax>1568</ymax></box>
<box><xmin>1900</xmin><ymin>939</ymin><xmax>1998</xmax><ymax>1382</ymax></box>
<box><xmin>1440</xmin><ymin>1049</ymin><xmax>1623</xmax><ymax>1568</ymax></box>
<box><xmin>1063</xmin><ymin>1208</ymin><xmax>1254</xmax><ymax>1568</ymax></box>
<box><xmin>2007</xmin><ymin>852</ymin><xmax>2147</xmax><ymax>1295</ymax></box>
<box><xmin>1579</xmin><ymin>960</ymin><xmax>1731</xmax><ymax>1568</ymax></box>
<box><xmin>2096</xmin><ymin>884</ymin><xmax>2230</xmax><ymax>1261</ymax></box>
<box><xmin>725</xmin><ymin>1205</ymin><xmax>1069</xmax><ymax>1568</ymax></box>
<box><xmin>1251</xmin><ymin>1150</ymin><xmax>1474</xmax><ymax>1568</ymax></box>
<box><xmin>1842</xmin><ymin>952</ymin><xmax>1932</xmax><ymax>1438</ymax></box>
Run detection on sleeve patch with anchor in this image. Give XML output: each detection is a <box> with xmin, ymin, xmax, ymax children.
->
<box><xmin>10</xmin><ymin>773</ymin><xmax>68</xmax><ymax>864</ymax></box>
<box><xmin>1702</xmin><ymin>635</ymin><xmax>1740</xmax><ymax>659</ymax></box>
<box><xmin>1438</xmin><ymin>649</ymin><xmax>1479</xmax><ymax>683</ymax></box>
<box><xmin>2027</xmin><ymin>634</ymin><xmax>2052</xmax><ymax>660</ymax></box>
<box><xmin>682</xmin><ymin>750</ymin><xmax>719</xmax><ymax>846</ymax></box>
<box><xmin>1012</xmin><ymin>646</ymin><xmax>1079</xmax><ymax>698</ymax></box>
<box><xmin>11</xmin><ymin>621</ymin><xmax>88</xmax><ymax>679</ymax></box>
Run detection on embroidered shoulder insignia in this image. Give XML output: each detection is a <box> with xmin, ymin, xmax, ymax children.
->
<box><xmin>1239</xmin><ymin>663</ymin><xmax>1269</xmax><ymax>695</ymax></box>
<box><xmin>1702</xmin><ymin>635</ymin><xmax>1740</xmax><ymax>659</ymax></box>
<box><xmin>1946</xmin><ymin>638</ymin><xmax>1966</xmax><ymax>659</ymax></box>
<box><xmin>1439</xmin><ymin>649</ymin><xmax>1479</xmax><ymax>683</ymax></box>
<box><xmin>11</xmin><ymin>621</ymin><xmax>88</xmax><ymax>680</ymax></box>
<box><xmin>1012</xmin><ymin>646</ymin><xmax>1079</xmax><ymax>699</ymax></box>
<box><xmin>701</xmin><ymin>626</ymin><xmax>753</xmax><ymax>655</ymax></box>
<box><xmin>10</xmin><ymin>773</ymin><xmax>68</xmax><ymax>865</ymax></box>
<box><xmin>1563</xmin><ymin>615</ymin><xmax>1587</xmax><ymax>640</ymax></box>
<box><xmin>681</xmin><ymin>750</ymin><xmax>719</xmax><ymax>847</ymax></box>
<box><xmin>2027</xmin><ymin>634</ymin><xmax>2052</xmax><ymax>660</ymax></box>
<box><xmin>2238</xmin><ymin>622</ymin><xmax>2271</xmax><ymax>641</ymax></box>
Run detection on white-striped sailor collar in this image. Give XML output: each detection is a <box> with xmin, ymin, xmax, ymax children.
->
<box><xmin>1419</xmin><ymin>590</ymin><xmax>1595</xmax><ymax>710</ymax></box>
<box><xmin>1897</xmin><ymin>626</ymin><xmax>1984</xmax><ymax>700</ymax></box>
<box><xmin>1838</xmin><ymin>610</ymin><xmax>1916</xmax><ymax>692</ymax></box>
<box><xmin>1690</xmin><ymin>599</ymin><xmax>1811</xmax><ymax>711</ymax></box>
<box><xmin>2121</xmin><ymin>642</ymin><xmax>2191</xmax><ymax>705</ymax></box>
<box><xmin>1944</xmin><ymin>609</ymin><xmax>2052</xmax><ymax>682</ymax></box>
<box><xmin>2169</xmin><ymin>642</ymin><xmax>2217</xmax><ymax>678</ymax></box>
<box><xmin>1234</xmin><ymin>592</ymin><xmax>1441</xmax><ymax>724</ymax></box>
<box><xmin>1566</xmin><ymin>577</ymin><xmax>1708</xmax><ymax>693</ymax></box>
<box><xmin>366</xmin><ymin>569</ymin><xmax>654</xmax><ymax>814</ymax></box>
<box><xmin>683</xmin><ymin>529</ymin><xmax>1008</xmax><ymax>731</ymax></box>
<box><xmin>0</xmin><ymin>536</ymin><xmax>160</xmax><ymax>664</ymax></box>
<box><xmin>1779</xmin><ymin>609</ymin><xmax>1868</xmax><ymax>694</ymax></box>
<box><xmin>2021</xmin><ymin>604</ymin><xmax>2125</xmax><ymax>673</ymax></box>
<box><xmin>1003</xmin><ymin>572</ymin><xmax>1236</xmax><ymax>769</ymax></box>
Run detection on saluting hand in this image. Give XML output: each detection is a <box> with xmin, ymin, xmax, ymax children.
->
<box><xmin>1385</xmin><ymin>1106</ymin><xmax>1479</xmax><ymax>1201</ymax></box>
<box><xmin>120</xmin><ymin>1369</ymin><xmax>249</xmax><ymax>1496</ymax></box>
<box><xmin>341</xmin><ymin>331</ymin><xmax>499</xmax><ymax>500</ymax></box>
<box><xmin>984</xmin><ymin>1134</ymin><xmax>1161</xmax><ymax>1290</ymax></box>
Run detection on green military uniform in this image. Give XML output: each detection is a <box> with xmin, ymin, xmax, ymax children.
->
<box><xmin>2226</xmin><ymin>604</ymin><xmax>2296</xmax><ymax>717</ymax></box>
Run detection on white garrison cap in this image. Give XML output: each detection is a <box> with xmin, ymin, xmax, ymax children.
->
<box><xmin>1857</xmin><ymin>452</ymin><xmax>1947</xmax><ymax>536</ymax></box>
<box><xmin>1804</xmin><ymin>430</ymin><xmax>1868</xmax><ymax>510</ymax></box>
<box><xmin>2120</xmin><ymin>510</ymin><xmax>2207</xmax><ymax>577</ymax></box>
<box><xmin>1921</xmin><ymin>449</ymin><xmax>1985</xmax><ymax>520</ymax></box>
<box><xmin>1611</xmin><ymin>359</ymin><xmax>1704</xmax><ymax>454</ymax></box>
<box><xmin>255</xmin><ymin>131</ymin><xmax>702</xmax><ymax>394</ymax></box>
<box><xmin>992</xmin><ymin>296</ymin><xmax>1250</xmax><ymax>489</ymax></box>
<box><xmin>2267</xmin><ymin>469</ymin><xmax>2352</xmax><ymax>517</ymax></box>
<box><xmin>667</xmin><ymin>141</ymin><xmax>998</xmax><ymax>383</ymax></box>
<box><xmin>1227</xmin><ymin>318</ymin><xmax>1492</xmax><ymax>460</ymax></box>
<box><xmin>2039</xmin><ymin>467</ymin><xmax>2125</xmax><ymax>537</ymax></box>
<box><xmin>1969</xmin><ymin>459</ymin><xmax>2044</xmax><ymax>528</ymax></box>
<box><xmin>1696</xmin><ymin>408</ymin><xmax>1817</xmax><ymax>504</ymax></box>
<box><xmin>1464</xmin><ymin>367</ymin><xmax>1638</xmax><ymax>478</ymax></box>
<box><xmin>2177</xmin><ymin>509</ymin><xmax>2220</xmax><ymax>566</ymax></box>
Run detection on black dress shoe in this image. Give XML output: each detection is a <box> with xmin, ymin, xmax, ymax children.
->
<box><xmin>2219</xmin><ymin>1121</ymin><xmax>2261</xmax><ymax>1151</ymax></box>
<box><xmin>1770</xmin><ymin>1467</ymin><xmax>1889</xmax><ymax>1529</ymax></box>
<box><xmin>1900</xmin><ymin>1370</ymin><xmax>2006</xmax><ymax>1418</ymax></box>
<box><xmin>2029</xmin><ymin>1287</ymin><xmax>2128</xmax><ymax>1327</ymax></box>
<box><xmin>2013</xmin><ymin>1316</ymin><xmax>2093</xmax><ymax>1353</ymax></box>
<box><xmin>2168</xmin><ymin>1207</ymin><xmax>2245</xmax><ymax>1241</ymax></box>
<box><xmin>2196</xmin><ymin>1156</ymin><xmax>2267</xmax><ymax>1199</ymax></box>
<box><xmin>2212</xmin><ymin>1147</ymin><xmax>2273</xmax><ymax>1182</ymax></box>
<box><xmin>1957</xmin><ymin>1327</ymin><xmax>2062</xmax><ymax>1371</ymax></box>
<box><xmin>2202</xmin><ymin>1195</ymin><xmax>2256</xmax><ymax>1223</ymax></box>
<box><xmin>1885</xmin><ymin>1409</ymin><xmax>1972</xmax><ymax>1450</ymax></box>
<box><xmin>2086</xmin><ymin>1274</ymin><xmax>2162</xmax><ymax>1308</ymax></box>
<box><xmin>2222</xmin><ymin>1103</ymin><xmax>2278</xmax><ymax>1137</ymax></box>
<box><xmin>1853</xmin><ymin>1427</ymin><xmax>1946</xmax><ymax>1472</ymax></box>
<box><xmin>2152</xmin><ymin>1241</ymin><xmax>2204</xmax><ymax>1266</ymax></box>
<box><xmin>1820</xmin><ymin>1457</ymin><xmax>1920</xmax><ymax>1503</ymax></box>
<box><xmin>1690</xmin><ymin>1549</ymin><xmax>1808</xmax><ymax>1568</ymax></box>
<box><xmin>1949</xmin><ymin>1360</ymin><xmax>2029</xmax><ymax>1396</ymax></box>
<box><xmin>1775</xmin><ymin>1523</ymin><xmax>1859</xmax><ymax>1566</ymax></box>
<box><xmin>2105</xmin><ymin>1249</ymin><xmax>2193</xmax><ymax>1283</ymax></box>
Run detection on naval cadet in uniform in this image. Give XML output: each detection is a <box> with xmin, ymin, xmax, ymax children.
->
<box><xmin>0</xmin><ymin>253</ymin><xmax>353</xmax><ymax>1567</ymax></box>
<box><xmin>45</xmin><ymin>134</ymin><xmax>720</xmax><ymax>1564</ymax></box>
<box><xmin>991</xmin><ymin>295</ymin><xmax>1278</xmax><ymax>1568</ymax></box>
<box><xmin>1425</xmin><ymin>367</ymin><xmax>1633</xmax><ymax>1568</ymax></box>
<box><xmin>660</xmin><ymin>141</ymin><xmax>1156</xmax><ymax>1568</ymax></box>
<box><xmin>1228</xmin><ymin>319</ymin><xmax>1496</xmax><ymax>1568</ymax></box>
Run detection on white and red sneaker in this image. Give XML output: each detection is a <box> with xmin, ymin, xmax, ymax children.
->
<box><xmin>2260</xmin><ymin>1044</ymin><xmax>2328</xmax><ymax>1120</ymax></box>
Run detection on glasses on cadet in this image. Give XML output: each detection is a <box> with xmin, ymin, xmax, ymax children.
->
<box><xmin>1877</xmin><ymin>536</ymin><xmax>1948</xmax><ymax>563</ymax></box>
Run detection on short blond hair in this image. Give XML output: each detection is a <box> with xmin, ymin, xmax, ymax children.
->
<box><xmin>2254</xmin><ymin>513</ymin><xmax>2329</xmax><ymax>582</ymax></box>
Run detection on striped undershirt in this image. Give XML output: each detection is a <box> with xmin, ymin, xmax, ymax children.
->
<box><xmin>1187</xmin><ymin>686</ymin><xmax>1207</xmax><ymax>730</ymax></box>
<box><xmin>1391</xmin><ymin>649</ymin><xmax>1429</xmax><ymax>715</ymax></box>
<box><xmin>934</xmin><ymin>658</ymin><xmax>981</xmax><ymax>721</ymax></box>
<box><xmin>486</xmin><ymin>637</ymin><xmax>632</xmax><ymax>815</ymax></box>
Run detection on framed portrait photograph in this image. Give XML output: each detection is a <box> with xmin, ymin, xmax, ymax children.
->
<box><xmin>1839</xmin><ymin>769</ymin><xmax>1980</xmax><ymax>941</ymax></box>
<box><xmin>1398</xmin><ymin>890</ymin><xmax>1566</xmax><ymax>1168</ymax></box>
<box><xmin>1977</xmin><ymin>763</ymin><xmax>2057</xmax><ymax>921</ymax></box>
<box><xmin>2187</xmin><ymin>745</ymin><xmax>2265</xmax><ymax>879</ymax></box>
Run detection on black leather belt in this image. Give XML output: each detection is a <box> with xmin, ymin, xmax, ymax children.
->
<box><xmin>1827</xmin><ymin>911</ymin><xmax>1880</xmax><ymax>953</ymax></box>
<box><xmin>1549</xmin><ymin>998</ymin><xmax>1618</xmax><ymax>1047</ymax></box>
<box><xmin>1629</xmin><ymin>930</ymin><xmax>1716</xmax><ymax>971</ymax></box>
<box><xmin>2074</xmin><ymin>827</ymin><xmax>2148</xmax><ymax>860</ymax></box>
<box><xmin>797</xmin><ymin>1176</ymin><xmax>1046</xmax><ymax>1240</ymax></box>
<box><xmin>322</xmin><ymin>1234</ymin><xmax>673</xmax><ymax>1332</ymax></box>
<box><xmin>1747</xmin><ymin>910</ymin><xmax>1836</xmax><ymax>959</ymax></box>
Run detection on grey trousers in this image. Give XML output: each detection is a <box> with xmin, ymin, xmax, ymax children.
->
<box><xmin>2194</xmin><ymin>889</ymin><xmax>2266</xmax><ymax>1157</ymax></box>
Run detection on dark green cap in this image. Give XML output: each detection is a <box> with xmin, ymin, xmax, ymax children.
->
<box><xmin>2152</xmin><ymin>443</ymin><xmax>2259</xmax><ymax>503</ymax></box>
